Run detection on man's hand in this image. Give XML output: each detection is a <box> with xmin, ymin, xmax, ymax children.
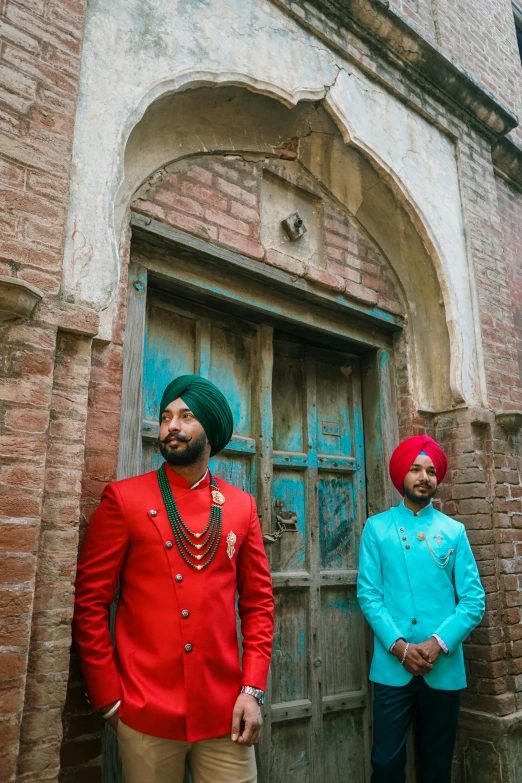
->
<box><xmin>231</xmin><ymin>693</ymin><xmax>262</xmax><ymax>746</ymax></box>
<box><xmin>416</xmin><ymin>636</ymin><xmax>442</xmax><ymax>665</ymax></box>
<box><xmin>392</xmin><ymin>640</ymin><xmax>433</xmax><ymax>676</ymax></box>
<box><xmin>100</xmin><ymin>702</ymin><xmax>119</xmax><ymax>731</ymax></box>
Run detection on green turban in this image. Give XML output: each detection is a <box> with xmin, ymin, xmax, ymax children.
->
<box><xmin>159</xmin><ymin>374</ymin><xmax>233</xmax><ymax>456</ymax></box>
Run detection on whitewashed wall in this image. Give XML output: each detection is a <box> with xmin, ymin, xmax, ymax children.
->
<box><xmin>63</xmin><ymin>0</ymin><xmax>484</xmax><ymax>408</ymax></box>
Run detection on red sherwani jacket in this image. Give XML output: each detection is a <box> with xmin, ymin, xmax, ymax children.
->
<box><xmin>73</xmin><ymin>467</ymin><xmax>274</xmax><ymax>741</ymax></box>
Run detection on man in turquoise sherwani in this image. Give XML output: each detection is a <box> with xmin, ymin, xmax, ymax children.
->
<box><xmin>357</xmin><ymin>435</ymin><xmax>485</xmax><ymax>783</ymax></box>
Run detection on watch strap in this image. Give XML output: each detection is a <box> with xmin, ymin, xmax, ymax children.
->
<box><xmin>240</xmin><ymin>685</ymin><xmax>265</xmax><ymax>705</ymax></box>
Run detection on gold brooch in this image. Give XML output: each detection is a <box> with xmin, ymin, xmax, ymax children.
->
<box><xmin>226</xmin><ymin>530</ymin><xmax>236</xmax><ymax>559</ymax></box>
<box><xmin>212</xmin><ymin>489</ymin><xmax>225</xmax><ymax>505</ymax></box>
<box><xmin>417</xmin><ymin>532</ymin><xmax>426</xmax><ymax>541</ymax></box>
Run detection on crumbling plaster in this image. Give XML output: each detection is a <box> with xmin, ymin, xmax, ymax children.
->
<box><xmin>63</xmin><ymin>0</ymin><xmax>484</xmax><ymax>408</ymax></box>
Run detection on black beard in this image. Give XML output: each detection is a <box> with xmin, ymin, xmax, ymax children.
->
<box><xmin>403</xmin><ymin>484</ymin><xmax>437</xmax><ymax>506</ymax></box>
<box><xmin>159</xmin><ymin>430</ymin><xmax>208</xmax><ymax>466</ymax></box>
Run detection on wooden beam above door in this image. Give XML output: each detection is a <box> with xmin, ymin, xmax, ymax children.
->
<box><xmin>130</xmin><ymin>212</ymin><xmax>402</xmax><ymax>350</ymax></box>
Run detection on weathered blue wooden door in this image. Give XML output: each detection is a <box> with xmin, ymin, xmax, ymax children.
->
<box><xmin>267</xmin><ymin>338</ymin><xmax>369</xmax><ymax>783</ymax></box>
<box><xmin>141</xmin><ymin>292</ymin><xmax>258</xmax><ymax>492</ymax></box>
<box><xmin>134</xmin><ymin>291</ymin><xmax>369</xmax><ymax>782</ymax></box>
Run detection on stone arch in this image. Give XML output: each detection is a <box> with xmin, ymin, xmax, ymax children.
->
<box><xmin>117</xmin><ymin>84</ymin><xmax>456</xmax><ymax>411</ymax></box>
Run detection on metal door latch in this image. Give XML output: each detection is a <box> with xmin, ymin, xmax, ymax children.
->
<box><xmin>262</xmin><ymin>502</ymin><xmax>298</xmax><ymax>544</ymax></box>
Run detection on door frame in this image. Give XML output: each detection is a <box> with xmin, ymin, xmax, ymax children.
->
<box><xmin>122</xmin><ymin>212</ymin><xmax>401</xmax><ymax>515</ymax></box>
<box><xmin>117</xmin><ymin>212</ymin><xmax>403</xmax><ymax>780</ymax></box>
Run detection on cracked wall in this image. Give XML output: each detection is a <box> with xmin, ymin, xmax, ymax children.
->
<box><xmin>62</xmin><ymin>0</ymin><xmax>482</xmax><ymax>409</ymax></box>
<box><xmin>125</xmin><ymin>88</ymin><xmax>454</xmax><ymax>413</ymax></box>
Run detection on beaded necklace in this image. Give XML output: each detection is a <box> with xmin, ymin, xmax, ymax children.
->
<box><xmin>157</xmin><ymin>463</ymin><xmax>222</xmax><ymax>571</ymax></box>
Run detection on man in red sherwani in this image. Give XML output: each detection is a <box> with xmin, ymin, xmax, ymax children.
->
<box><xmin>73</xmin><ymin>374</ymin><xmax>274</xmax><ymax>783</ymax></box>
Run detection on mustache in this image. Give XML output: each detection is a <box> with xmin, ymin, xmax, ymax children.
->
<box><xmin>160</xmin><ymin>433</ymin><xmax>192</xmax><ymax>445</ymax></box>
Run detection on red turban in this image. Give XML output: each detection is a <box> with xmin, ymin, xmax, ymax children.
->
<box><xmin>389</xmin><ymin>436</ymin><xmax>448</xmax><ymax>495</ymax></box>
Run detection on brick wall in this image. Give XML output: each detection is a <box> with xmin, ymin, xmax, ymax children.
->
<box><xmin>387</xmin><ymin>0</ymin><xmax>438</xmax><ymax>42</ymax></box>
<box><xmin>59</xmin><ymin>239</ymin><xmax>128</xmax><ymax>783</ymax></box>
<box><xmin>132</xmin><ymin>155</ymin><xmax>404</xmax><ymax>316</ymax></box>
<box><xmin>458</xmin><ymin>132</ymin><xmax>522</xmax><ymax>413</ymax></box>
<box><xmin>0</xmin><ymin>1</ymin><xmax>86</xmax><ymax>781</ymax></box>
<box><xmin>496</xmin><ymin>175</ymin><xmax>522</xmax><ymax>389</ymax></box>
<box><xmin>387</xmin><ymin>0</ymin><xmax>522</xmax><ymax>144</ymax></box>
<box><xmin>494</xmin><ymin>174</ymin><xmax>522</xmax><ymax>712</ymax></box>
<box><xmin>17</xmin><ymin>331</ymin><xmax>92</xmax><ymax>782</ymax></box>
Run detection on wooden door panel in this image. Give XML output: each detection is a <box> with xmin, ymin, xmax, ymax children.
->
<box><xmin>143</xmin><ymin>301</ymin><xmax>197</xmax><ymax>422</ymax></box>
<box><xmin>207</xmin><ymin>453</ymin><xmax>252</xmax><ymax>493</ymax></box>
<box><xmin>270</xmin><ymin>721</ymin><xmax>310</xmax><ymax>783</ymax></box>
<box><xmin>315</xmin><ymin>361</ymin><xmax>353</xmax><ymax>457</ymax></box>
<box><xmin>266</xmin><ymin>338</ymin><xmax>369</xmax><ymax>783</ymax></box>
<box><xmin>141</xmin><ymin>440</ymin><xmax>162</xmax><ymax>474</ymax></box>
<box><xmin>272</xmin><ymin>354</ymin><xmax>305</xmax><ymax>454</ymax></box>
<box><xmin>318</xmin><ymin>473</ymin><xmax>356</xmax><ymax>570</ymax></box>
<box><xmin>320</xmin><ymin>587</ymin><xmax>363</xmax><ymax>695</ymax></box>
<box><xmin>270</xmin><ymin>469</ymin><xmax>307</xmax><ymax>572</ymax></box>
<box><xmin>272</xmin><ymin>590</ymin><xmax>309</xmax><ymax>704</ymax></box>
<box><xmin>209</xmin><ymin>321</ymin><xmax>255</xmax><ymax>439</ymax></box>
<box><xmin>323</xmin><ymin>711</ymin><xmax>366</xmax><ymax>783</ymax></box>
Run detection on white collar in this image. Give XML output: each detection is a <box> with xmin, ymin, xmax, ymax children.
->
<box><xmin>191</xmin><ymin>469</ymin><xmax>209</xmax><ymax>490</ymax></box>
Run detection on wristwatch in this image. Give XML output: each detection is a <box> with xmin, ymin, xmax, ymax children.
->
<box><xmin>240</xmin><ymin>685</ymin><xmax>265</xmax><ymax>705</ymax></box>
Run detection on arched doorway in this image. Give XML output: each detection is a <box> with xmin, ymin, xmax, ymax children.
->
<box><xmin>73</xmin><ymin>84</ymin><xmax>461</xmax><ymax>783</ymax></box>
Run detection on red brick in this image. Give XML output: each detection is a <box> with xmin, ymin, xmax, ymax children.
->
<box><xmin>186</xmin><ymin>164</ymin><xmax>213</xmax><ymax>185</ymax></box>
<box><xmin>230</xmin><ymin>200</ymin><xmax>259</xmax><ymax>223</ymax></box>
<box><xmin>305</xmin><ymin>266</ymin><xmax>345</xmax><ymax>292</ymax></box>
<box><xmin>152</xmin><ymin>189</ymin><xmax>204</xmax><ymax>217</ymax></box>
<box><xmin>217</xmin><ymin>228</ymin><xmax>264</xmax><ymax>259</ymax></box>
<box><xmin>0</xmin><ymin>553</ymin><xmax>36</xmax><ymax>584</ymax></box>
<box><xmin>0</xmin><ymin>650</ymin><xmax>26</xmax><ymax>681</ymax></box>
<box><xmin>0</xmin><ymin>521</ymin><xmax>38</xmax><ymax>552</ymax></box>
<box><xmin>180</xmin><ymin>181</ymin><xmax>227</xmax><ymax>210</ymax></box>
<box><xmin>205</xmin><ymin>206</ymin><xmax>250</xmax><ymax>236</ymax></box>
<box><xmin>264</xmin><ymin>248</ymin><xmax>305</xmax><ymax>277</ymax></box>
<box><xmin>214</xmin><ymin>177</ymin><xmax>257</xmax><ymax>208</ymax></box>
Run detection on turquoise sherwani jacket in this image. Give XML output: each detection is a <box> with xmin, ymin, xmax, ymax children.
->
<box><xmin>357</xmin><ymin>502</ymin><xmax>485</xmax><ymax>690</ymax></box>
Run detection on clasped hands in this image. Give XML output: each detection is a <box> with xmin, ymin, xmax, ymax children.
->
<box><xmin>392</xmin><ymin>637</ymin><xmax>442</xmax><ymax>676</ymax></box>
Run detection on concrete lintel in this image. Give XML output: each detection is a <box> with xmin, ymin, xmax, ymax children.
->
<box><xmin>276</xmin><ymin>0</ymin><xmax>518</xmax><ymax>137</ymax></box>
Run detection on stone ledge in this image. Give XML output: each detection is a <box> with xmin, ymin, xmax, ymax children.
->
<box><xmin>276</xmin><ymin>0</ymin><xmax>517</xmax><ymax>137</ymax></box>
<box><xmin>495</xmin><ymin>410</ymin><xmax>522</xmax><ymax>434</ymax></box>
<box><xmin>57</xmin><ymin>302</ymin><xmax>100</xmax><ymax>338</ymax></box>
<box><xmin>469</xmin><ymin>407</ymin><xmax>495</xmax><ymax>428</ymax></box>
<box><xmin>0</xmin><ymin>276</ymin><xmax>44</xmax><ymax>322</ymax></box>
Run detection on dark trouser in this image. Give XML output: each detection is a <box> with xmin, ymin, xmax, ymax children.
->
<box><xmin>371</xmin><ymin>677</ymin><xmax>461</xmax><ymax>783</ymax></box>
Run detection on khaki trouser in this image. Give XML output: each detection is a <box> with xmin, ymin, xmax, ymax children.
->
<box><xmin>117</xmin><ymin>719</ymin><xmax>257</xmax><ymax>783</ymax></box>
